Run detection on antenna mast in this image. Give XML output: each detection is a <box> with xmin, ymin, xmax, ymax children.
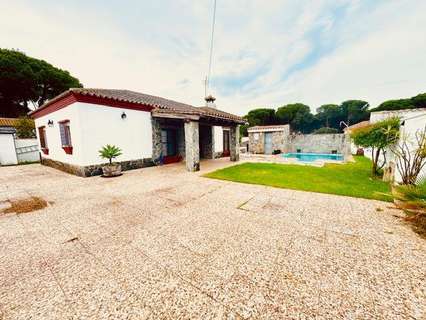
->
<box><xmin>205</xmin><ymin>0</ymin><xmax>217</xmax><ymax>98</ymax></box>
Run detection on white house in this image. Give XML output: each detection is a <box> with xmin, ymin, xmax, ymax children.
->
<box><xmin>370</xmin><ymin>108</ymin><xmax>426</xmax><ymax>183</ymax></box>
<box><xmin>29</xmin><ymin>88</ymin><xmax>245</xmax><ymax>176</ymax></box>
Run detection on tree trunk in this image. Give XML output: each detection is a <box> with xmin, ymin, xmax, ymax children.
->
<box><xmin>371</xmin><ymin>148</ymin><xmax>377</xmax><ymax>176</ymax></box>
<box><xmin>372</xmin><ymin>148</ymin><xmax>382</xmax><ymax>176</ymax></box>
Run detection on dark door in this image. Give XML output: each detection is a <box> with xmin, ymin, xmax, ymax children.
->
<box><xmin>223</xmin><ymin>130</ymin><xmax>230</xmax><ymax>156</ymax></box>
<box><xmin>161</xmin><ymin>129</ymin><xmax>180</xmax><ymax>163</ymax></box>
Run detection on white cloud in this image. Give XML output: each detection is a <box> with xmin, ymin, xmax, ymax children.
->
<box><xmin>1</xmin><ymin>0</ymin><xmax>425</xmax><ymax>116</ymax></box>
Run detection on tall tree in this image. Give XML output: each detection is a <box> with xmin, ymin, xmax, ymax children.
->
<box><xmin>340</xmin><ymin>100</ymin><xmax>370</xmax><ymax>126</ymax></box>
<box><xmin>371</xmin><ymin>98</ymin><xmax>414</xmax><ymax>112</ymax></box>
<box><xmin>315</xmin><ymin>104</ymin><xmax>340</xmax><ymax>129</ymax></box>
<box><xmin>245</xmin><ymin>108</ymin><xmax>277</xmax><ymax>126</ymax></box>
<box><xmin>370</xmin><ymin>93</ymin><xmax>426</xmax><ymax>112</ymax></box>
<box><xmin>240</xmin><ymin>108</ymin><xmax>277</xmax><ymax>136</ymax></box>
<box><xmin>276</xmin><ymin>103</ymin><xmax>316</xmax><ymax>133</ymax></box>
<box><xmin>0</xmin><ymin>49</ymin><xmax>82</xmax><ymax>117</ymax></box>
<box><xmin>410</xmin><ymin>93</ymin><xmax>426</xmax><ymax>108</ymax></box>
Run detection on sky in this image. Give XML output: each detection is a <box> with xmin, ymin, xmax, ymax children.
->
<box><xmin>1</xmin><ymin>0</ymin><xmax>426</xmax><ymax>116</ymax></box>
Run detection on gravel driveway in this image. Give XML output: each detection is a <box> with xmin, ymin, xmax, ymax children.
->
<box><xmin>1</xmin><ymin>160</ymin><xmax>425</xmax><ymax>319</ymax></box>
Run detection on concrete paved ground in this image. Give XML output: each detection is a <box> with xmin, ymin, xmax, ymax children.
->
<box><xmin>0</xmin><ymin>159</ymin><xmax>425</xmax><ymax>319</ymax></box>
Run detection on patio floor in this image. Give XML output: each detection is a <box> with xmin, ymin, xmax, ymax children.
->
<box><xmin>0</xmin><ymin>159</ymin><xmax>425</xmax><ymax>319</ymax></box>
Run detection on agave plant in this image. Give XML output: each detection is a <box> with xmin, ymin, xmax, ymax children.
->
<box><xmin>98</xmin><ymin>144</ymin><xmax>122</xmax><ymax>165</ymax></box>
<box><xmin>392</xmin><ymin>179</ymin><xmax>426</xmax><ymax>216</ymax></box>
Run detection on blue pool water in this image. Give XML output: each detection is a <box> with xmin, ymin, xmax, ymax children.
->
<box><xmin>282</xmin><ymin>153</ymin><xmax>343</xmax><ymax>162</ymax></box>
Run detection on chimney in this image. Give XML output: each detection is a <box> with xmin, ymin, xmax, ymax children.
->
<box><xmin>205</xmin><ymin>95</ymin><xmax>216</xmax><ymax>108</ymax></box>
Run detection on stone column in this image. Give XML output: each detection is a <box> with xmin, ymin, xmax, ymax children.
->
<box><xmin>230</xmin><ymin>125</ymin><xmax>240</xmax><ymax>162</ymax></box>
<box><xmin>151</xmin><ymin>118</ymin><xmax>162</xmax><ymax>162</ymax></box>
<box><xmin>184</xmin><ymin>120</ymin><xmax>200</xmax><ymax>171</ymax></box>
<box><xmin>211</xmin><ymin>126</ymin><xmax>216</xmax><ymax>159</ymax></box>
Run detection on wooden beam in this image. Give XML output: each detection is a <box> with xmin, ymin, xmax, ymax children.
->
<box><xmin>152</xmin><ymin>112</ymin><xmax>200</xmax><ymax>121</ymax></box>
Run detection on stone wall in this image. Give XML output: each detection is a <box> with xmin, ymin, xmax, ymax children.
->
<box><xmin>41</xmin><ymin>157</ymin><xmax>153</xmax><ymax>177</ymax></box>
<box><xmin>248</xmin><ymin>128</ymin><xmax>290</xmax><ymax>154</ymax></box>
<box><xmin>248</xmin><ymin>132</ymin><xmax>265</xmax><ymax>154</ymax></box>
<box><xmin>287</xmin><ymin>133</ymin><xmax>349</xmax><ymax>155</ymax></box>
<box><xmin>199</xmin><ymin>125</ymin><xmax>213</xmax><ymax>159</ymax></box>
<box><xmin>152</xmin><ymin>118</ymin><xmax>186</xmax><ymax>160</ymax></box>
<box><xmin>151</xmin><ymin>118</ymin><xmax>162</xmax><ymax>162</ymax></box>
<box><xmin>271</xmin><ymin>130</ymin><xmax>288</xmax><ymax>153</ymax></box>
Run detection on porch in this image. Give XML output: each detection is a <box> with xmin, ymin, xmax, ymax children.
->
<box><xmin>151</xmin><ymin>115</ymin><xmax>240</xmax><ymax>172</ymax></box>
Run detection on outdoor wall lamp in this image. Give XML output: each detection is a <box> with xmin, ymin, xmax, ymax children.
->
<box><xmin>121</xmin><ymin>112</ymin><xmax>127</xmax><ymax>120</ymax></box>
<box><xmin>47</xmin><ymin>120</ymin><xmax>54</xmax><ymax>127</ymax></box>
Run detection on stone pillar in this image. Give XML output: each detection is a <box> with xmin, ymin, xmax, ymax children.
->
<box><xmin>184</xmin><ymin>120</ymin><xmax>200</xmax><ymax>171</ymax></box>
<box><xmin>230</xmin><ymin>125</ymin><xmax>240</xmax><ymax>162</ymax></box>
<box><xmin>211</xmin><ymin>126</ymin><xmax>216</xmax><ymax>159</ymax></box>
<box><xmin>151</xmin><ymin>118</ymin><xmax>162</xmax><ymax>162</ymax></box>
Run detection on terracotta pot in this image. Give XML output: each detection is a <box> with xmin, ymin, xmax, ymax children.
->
<box><xmin>101</xmin><ymin>164</ymin><xmax>122</xmax><ymax>177</ymax></box>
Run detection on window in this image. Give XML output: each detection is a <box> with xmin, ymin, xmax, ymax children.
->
<box><xmin>38</xmin><ymin>126</ymin><xmax>48</xmax><ymax>154</ymax></box>
<box><xmin>59</xmin><ymin>120</ymin><xmax>72</xmax><ymax>146</ymax></box>
<box><xmin>59</xmin><ymin>120</ymin><xmax>73</xmax><ymax>154</ymax></box>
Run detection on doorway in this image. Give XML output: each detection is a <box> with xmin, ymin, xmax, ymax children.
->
<box><xmin>264</xmin><ymin>132</ymin><xmax>272</xmax><ymax>154</ymax></box>
<box><xmin>161</xmin><ymin>129</ymin><xmax>181</xmax><ymax>163</ymax></box>
<box><xmin>223</xmin><ymin>129</ymin><xmax>230</xmax><ymax>156</ymax></box>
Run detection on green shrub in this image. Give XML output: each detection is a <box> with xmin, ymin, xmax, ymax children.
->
<box><xmin>313</xmin><ymin>127</ymin><xmax>338</xmax><ymax>134</ymax></box>
<box><xmin>351</xmin><ymin>117</ymin><xmax>400</xmax><ymax>176</ymax></box>
<box><xmin>15</xmin><ymin>117</ymin><xmax>35</xmax><ymax>138</ymax></box>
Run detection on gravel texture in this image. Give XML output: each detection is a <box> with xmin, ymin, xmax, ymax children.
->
<box><xmin>0</xmin><ymin>159</ymin><xmax>425</xmax><ymax>319</ymax></box>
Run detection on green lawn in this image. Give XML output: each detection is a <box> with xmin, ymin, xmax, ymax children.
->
<box><xmin>205</xmin><ymin>156</ymin><xmax>392</xmax><ymax>202</ymax></box>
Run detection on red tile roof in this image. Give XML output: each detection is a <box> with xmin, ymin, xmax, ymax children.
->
<box><xmin>30</xmin><ymin>88</ymin><xmax>245</xmax><ymax>124</ymax></box>
<box><xmin>344</xmin><ymin>120</ymin><xmax>370</xmax><ymax>132</ymax></box>
<box><xmin>0</xmin><ymin>117</ymin><xmax>34</xmax><ymax>127</ymax></box>
<box><xmin>248</xmin><ymin>125</ymin><xmax>289</xmax><ymax>131</ymax></box>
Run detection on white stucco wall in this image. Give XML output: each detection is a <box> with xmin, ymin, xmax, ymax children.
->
<box><xmin>34</xmin><ymin>103</ymin><xmax>84</xmax><ymax>165</ymax></box>
<box><xmin>78</xmin><ymin>103</ymin><xmax>152</xmax><ymax>166</ymax></box>
<box><xmin>369</xmin><ymin>109</ymin><xmax>426</xmax><ymax>183</ymax></box>
<box><xmin>0</xmin><ymin>133</ymin><xmax>18</xmax><ymax>165</ymax></box>
<box><xmin>34</xmin><ymin>102</ymin><xmax>153</xmax><ymax>167</ymax></box>
<box><xmin>214</xmin><ymin>126</ymin><xmax>223</xmax><ymax>153</ymax></box>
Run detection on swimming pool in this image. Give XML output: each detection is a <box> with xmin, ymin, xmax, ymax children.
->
<box><xmin>282</xmin><ymin>152</ymin><xmax>343</xmax><ymax>162</ymax></box>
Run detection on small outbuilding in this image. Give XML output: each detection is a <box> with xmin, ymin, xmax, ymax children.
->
<box><xmin>0</xmin><ymin>126</ymin><xmax>18</xmax><ymax>165</ymax></box>
<box><xmin>29</xmin><ymin>88</ymin><xmax>245</xmax><ymax>176</ymax></box>
<box><xmin>248</xmin><ymin>125</ymin><xmax>290</xmax><ymax>154</ymax></box>
<box><xmin>0</xmin><ymin>118</ymin><xmax>39</xmax><ymax>165</ymax></box>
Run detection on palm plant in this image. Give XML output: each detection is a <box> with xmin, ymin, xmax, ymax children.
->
<box><xmin>98</xmin><ymin>145</ymin><xmax>122</xmax><ymax>165</ymax></box>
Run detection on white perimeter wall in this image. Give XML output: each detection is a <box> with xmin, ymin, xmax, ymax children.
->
<box><xmin>214</xmin><ymin>126</ymin><xmax>223</xmax><ymax>153</ymax></box>
<box><xmin>0</xmin><ymin>134</ymin><xmax>18</xmax><ymax>165</ymax></box>
<box><xmin>35</xmin><ymin>102</ymin><xmax>153</xmax><ymax>166</ymax></box>
<box><xmin>368</xmin><ymin>109</ymin><xmax>426</xmax><ymax>183</ymax></box>
<box><xmin>15</xmin><ymin>139</ymin><xmax>39</xmax><ymax>163</ymax></box>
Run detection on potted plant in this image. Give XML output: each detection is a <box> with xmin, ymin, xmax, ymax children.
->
<box><xmin>98</xmin><ymin>144</ymin><xmax>123</xmax><ymax>177</ymax></box>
